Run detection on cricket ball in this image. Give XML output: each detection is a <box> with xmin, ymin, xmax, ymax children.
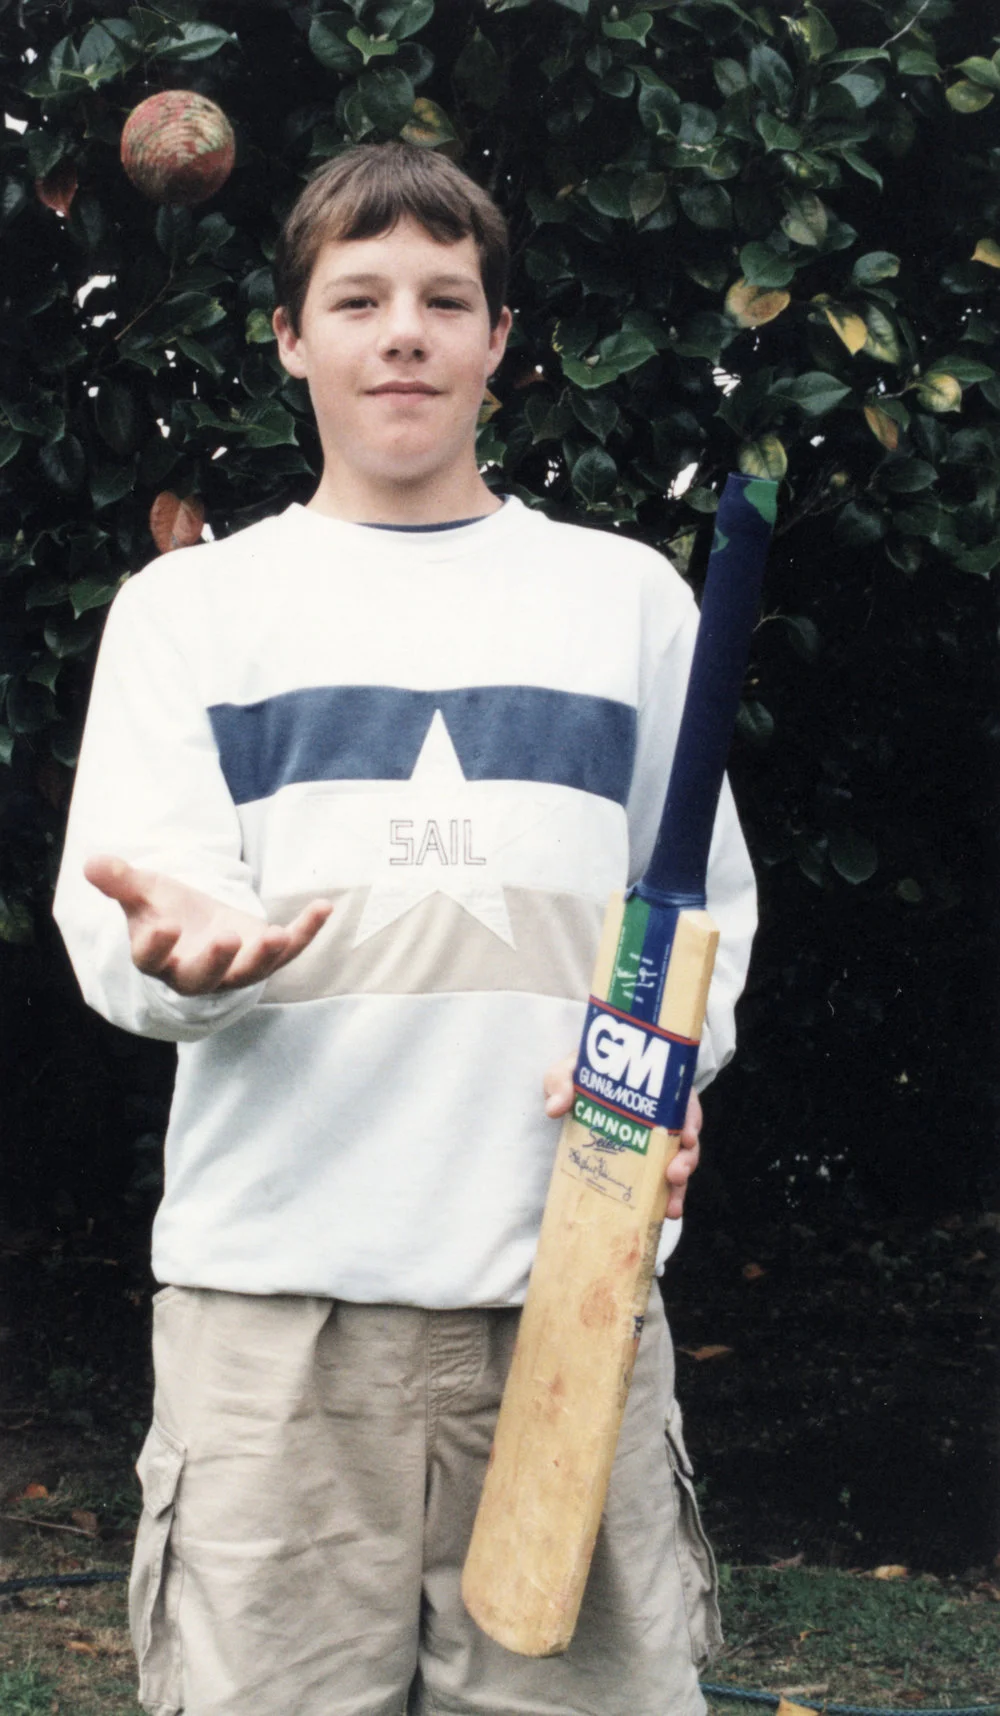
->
<box><xmin>120</xmin><ymin>91</ymin><xmax>235</xmax><ymax>206</ymax></box>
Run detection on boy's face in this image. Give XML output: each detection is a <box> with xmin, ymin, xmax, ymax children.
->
<box><xmin>274</xmin><ymin>216</ymin><xmax>511</xmax><ymax>497</ymax></box>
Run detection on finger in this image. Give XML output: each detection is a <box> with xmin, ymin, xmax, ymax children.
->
<box><xmin>84</xmin><ymin>855</ymin><xmax>157</xmax><ymax>914</ymax></box>
<box><xmin>216</xmin><ymin>928</ymin><xmax>297</xmax><ymax>990</ymax></box>
<box><xmin>131</xmin><ymin>922</ymin><xmax>183</xmax><ymax>975</ymax></box>
<box><xmin>164</xmin><ymin>935</ymin><xmax>243</xmax><ymax>996</ymax></box>
<box><xmin>269</xmin><ymin>900</ymin><xmax>334</xmax><ymax>972</ymax></box>
<box><xmin>543</xmin><ymin>1051</ymin><xmax>576</xmax><ymax>1117</ymax></box>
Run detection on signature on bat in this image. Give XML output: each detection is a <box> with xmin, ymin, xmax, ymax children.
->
<box><xmin>566</xmin><ymin>1145</ymin><xmax>634</xmax><ymax>1206</ymax></box>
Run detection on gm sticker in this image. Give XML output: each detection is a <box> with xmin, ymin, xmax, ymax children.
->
<box><xmin>573</xmin><ymin>996</ymin><xmax>698</xmax><ymax>1146</ymax></box>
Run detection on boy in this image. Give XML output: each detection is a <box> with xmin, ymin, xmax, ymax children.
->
<box><xmin>54</xmin><ymin>143</ymin><xmax>756</xmax><ymax>1716</ymax></box>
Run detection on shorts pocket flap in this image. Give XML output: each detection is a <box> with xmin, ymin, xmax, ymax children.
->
<box><xmin>137</xmin><ymin>1420</ymin><xmax>185</xmax><ymax>1517</ymax></box>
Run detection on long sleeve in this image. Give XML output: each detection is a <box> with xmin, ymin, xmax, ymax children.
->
<box><xmin>53</xmin><ymin>566</ymin><xmax>267</xmax><ymax>1042</ymax></box>
<box><xmin>625</xmin><ymin>575</ymin><xmax>757</xmax><ymax>1092</ymax></box>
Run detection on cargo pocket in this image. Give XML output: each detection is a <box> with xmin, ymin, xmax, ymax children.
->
<box><xmin>665</xmin><ymin>1398</ymin><xmax>724</xmax><ymax>1669</ymax></box>
<box><xmin>129</xmin><ymin>1418</ymin><xmax>185</xmax><ymax>1716</ymax></box>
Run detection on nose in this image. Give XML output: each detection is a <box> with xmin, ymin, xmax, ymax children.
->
<box><xmin>378</xmin><ymin>291</ymin><xmax>427</xmax><ymax>361</ymax></box>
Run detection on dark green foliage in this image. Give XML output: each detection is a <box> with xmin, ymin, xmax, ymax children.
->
<box><xmin>1</xmin><ymin>0</ymin><xmax>997</xmax><ymax>1214</ymax></box>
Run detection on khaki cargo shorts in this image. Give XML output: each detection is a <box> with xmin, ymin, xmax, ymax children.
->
<box><xmin>130</xmin><ymin>1284</ymin><xmax>721</xmax><ymax>1716</ymax></box>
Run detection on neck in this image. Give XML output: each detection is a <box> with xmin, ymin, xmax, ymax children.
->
<box><xmin>306</xmin><ymin>457</ymin><xmax>502</xmax><ymax>528</ymax></box>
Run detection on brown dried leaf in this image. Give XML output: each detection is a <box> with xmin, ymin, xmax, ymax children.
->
<box><xmin>19</xmin><ymin>1482</ymin><xmax>50</xmax><ymax>1500</ymax></box>
<box><xmin>679</xmin><ymin>1344</ymin><xmax>733</xmax><ymax>1361</ymax></box>
<box><xmin>150</xmin><ymin>492</ymin><xmax>205</xmax><ymax>554</ymax></box>
<box><xmin>873</xmin><ymin>1563</ymin><xmax>908</xmax><ymax>1580</ymax></box>
<box><xmin>35</xmin><ymin>160</ymin><xmax>78</xmax><ymax>217</ymax></box>
<box><xmin>742</xmin><ymin>1262</ymin><xmax>766</xmax><ymax>1281</ymax></box>
<box><xmin>69</xmin><ymin>1509</ymin><xmax>99</xmax><ymax>1536</ymax></box>
<box><xmin>65</xmin><ymin>1640</ymin><xmax>97</xmax><ymax>1655</ymax></box>
<box><xmin>478</xmin><ymin>387</ymin><xmax>502</xmax><ymax>426</ymax></box>
<box><xmin>863</xmin><ymin>404</ymin><xmax>900</xmax><ymax>451</ymax></box>
<box><xmin>776</xmin><ymin>1698</ymin><xmax>819</xmax><ymax>1716</ymax></box>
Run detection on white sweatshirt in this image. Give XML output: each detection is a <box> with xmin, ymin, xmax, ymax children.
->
<box><xmin>53</xmin><ymin>497</ymin><xmax>756</xmax><ymax>1305</ymax></box>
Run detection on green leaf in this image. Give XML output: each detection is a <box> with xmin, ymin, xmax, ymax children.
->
<box><xmin>952</xmin><ymin>542</ymin><xmax>1000</xmax><ymax>576</ymax></box>
<box><xmin>381</xmin><ymin>0</ymin><xmax>435</xmax><ymax>38</ymax></box>
<box><xmin>348</xmin><ymin>26</ymin><xmax>399</xmax><ymax>65</ymax></box>
<box><xmin>678</xmin><ymin>103</ymin><xmax>717</xmax><ymax>145</ymax></box>
<box><xmin>954</xmin><ymin>56</ymin><xmax>1000</xmax><ymax>93</ymax></box>
<box><xmin>834</xmin><ymin>500</ymin><xmax>887</xmax><ymax>544</ymax></box>
<box><xmin>629</xmin><ymin>172</ymin><xmax>667</xmax><ymax>223</ymax></box>
<box><xmin>946</xmin><ymin>80</ymin><xmax>993</xmax><ymax>114</ymax></box>
<box><xmin>359</xmin><ymin>67</ymin><xmax>415</xmax><ymax>131</ymax></box>
<box><xmin>678</xmin><ymin>182</ymin><xmax>732</xmax><ymax>230</ymax></box>
<box><xmin>68</xmin><ymin>576</ymin><xmax>119</xmax><ymax>617</ymax></box>
<box><xmin>748</xmin><ymin>43</ymin><xmax>794</xmax><ymax>109</ymax></box>
<box><xmin>929</xmin><ymin>354</ymin><xmax>995</xmax><ymax>384</ymax></box>
<box><xmin>638</xmin><ymin>82</ymin><xmax>680</xmax><ymax>136</ymax></box>
<box><xmin>897</xmin><ymin>48</ymin><xmax>941</xmax><ymax>78</ymax></box>
<box><xmin>153</xmin><ymin>23</ymin><xmax>235</xmax><ymax>61</ymax></box>
<box><xmin>246</xmin><ymin>309</ymin><xmax>276</xmax><ymax>345</ymax></box>
<box><xmin>454</xmin><ymin>30</ymin><xmax>503</xmax><ymax>108</ymax></box>
<box><xmin>39</xmin><ymin>435</ymin><xmax>85</xmax><ymax>493</ymax></box>
<box><xmin>0</xmin><ymin>726</ymin><xmax>12</xmax><ymax>767</ymax></box>
<box><xmin>6</xmin><ymin>678</ymin><xmax>56</xmax><ymax>734</ymax></box>
<box><xmin>840</xmin><ymin>148</ymin><xmax>883</xmax><ymax>190</ymax></box>
<box><xmin>569</xmin><ymin>391</ymin><xmax>619</xmax><ymax>445</ymax></box>
<box><xmin>775</xmin><ymin>371</ymin><xmax>852</xmax><ymax>416</ymax></box>
<box><xmin>309</xmin><ymin>17</ymin><xmax>357</xmax><ymax>70</ymax></box>
<box><xmin>89</xmin><ymin>463</ymin><xmax>135</xmax><ymax>510</ymax></box>
<box><xmin>602</xmin><ymin>11</ymin><xmax>652</xmax><ymax>44</ymax></box>
<box><xmin>0</xmin><ymin>427</ymin><xmax>21</xmax><ymax>468</ymax></box>
<box><xmin>95</xmin><ymin>384</ymin><xmax>141</xmax><ymax>456</ymax></box>
<box><xmin>881</xmin><ymin>459</ymin><xmax>937</xmax><ymax>493</ymax></box>
<box><xmin>736</xmin><ymin>700</ymin><xmax>774</xmax><ymax>746</ymax></box>
<box><xmin>739</xmin><ymin>243</ymin><xmax>796</xmax><ymax>289</ymax></box>
<box><xmin>780</xmin><ymin>614</ymin><xmax>819</xmax><ymax>659</ymax></box>
<box><xmin>851</xmin><ymin>251</ymin><xmax>900</xmax><ymax>285</ymax></box>
<box><xmin>0</xmin><ymin>890</ymin><xmax>33</xmax><ymax>944</ymax></box>
<box><xmin>571</xmin><ymin>445</ymin><xmax>618</xmax><ymax>506</ymax></box>
<box><xmin>756</xmin><ymin>112</ymin><xmax>803</xmax><ymax>150</ymax></box>
<box><xmin>829</xmin><ymin>827</ymin><xmax>878</xmax><ymax>885</ymax></box>
<box><xmin>714</xmin><ymin>58</ymin><xmax>747</xmax><ymax>97</ymax></box>
<box><xmin>780</xmin><ymin>191</ymin><xmax>827</xmax><ymax>246</ymax></box>
<box><xmin>832</xmin><ymin>70</ymin><xmax>883</xmax><ymax>108</ymax></box>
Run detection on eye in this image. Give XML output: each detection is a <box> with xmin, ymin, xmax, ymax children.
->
<box><xmin>336</xmin><ymin>295</ymin><xmax>375</xmax><ymax>311</ymax></box>
<box><xmin>431</xmin><ymin>296</ymin><xmax>470</xmax><ymax>311</ymax></box>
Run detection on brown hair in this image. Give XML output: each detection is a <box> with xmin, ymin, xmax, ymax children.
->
<box><xmin>274</xmin><ymin>143</ymin><xmax>509</xmax><ymax>334</ymax></box>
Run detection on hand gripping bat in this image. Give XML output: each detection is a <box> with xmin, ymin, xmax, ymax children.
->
<box><xmin>461</xmin><ymin>472</ymin><xmax>778</xmax><ymax>1658</ymax></box>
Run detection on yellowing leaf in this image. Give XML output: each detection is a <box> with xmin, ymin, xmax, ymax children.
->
<box><xmin>66</xmin><ymin>1640</ymin><xmax>98</xmax><ymax>1656</ymax></box>
<box><xmin>401</xmin><ymin>98</ymin><xmax>457</xmax><ymax>149</ymax></box>
<box><xmin>679</xmin><ymin>1344</ymin><xmax>734</xmax><ymax>1361</ymax></box>
<box><xmin>873</xmin><ymin>1563</ymin><xmax>909</xmax><ymax>1580</ymax></box>
<box><xmin>820</xmin><ymin>301</ymin><xmax>868</xmax><ymax>355</ymax></box>
<box><xmin>863</xmin><ymin>305</ymin><xmax>902</xmax><ymax>365</ymax></box>
<box><xmin>725</xmin><ymin>278</ymin><xmax>790</xmax><ymax>328</ymax></box>
<box><xmin>149</xmin><ymin>492</ymin><xmax>205</xmax><ymax>554</ymax></box>
<box><xmin>781</xmin><ymin>192</ymin><xmax>828</xmax><ymax>247</ymax></box>
<box><xmin>70</xmin><ymin>1509</ymin><xmax>99</xmax><ymax>1535</ymax></box>
<box><xmin>973</xmin><ymin>238</ymin><xmax>1000</xmax><ymax>268</ymax></box>
<box><xmin>916</xmin><ymin>372</ymin><xmax>962</xmax><ymax>413</ymax></box>
<box><xmin>478</xmin><ymin>388</ymin><xmax>501</xmax><ymax>426</ymax></box>
<box><xmin>738</xmin><ymin>435</ymin><xmax>787</xmax><ymax>481</ymax></box>
<box><xmin>19</xmin><ymin>1482</ymin><xmax>50</xmax><ymax>1500</ymax></box>
<box><xmin>946</xmin><ymin>80</ymin><xmax>994</xmax><ymax>113</ymax></box>
<box><xmin>864</xmin><ymin>404</ymin><xmax>899</xmax><ymax>450</ymax></box>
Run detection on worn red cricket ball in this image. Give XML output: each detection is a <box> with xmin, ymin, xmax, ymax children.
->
<box><xmin>120</xmin><ymin>91</ymin><xmax>235</xmax><ymax>206</ymax></box>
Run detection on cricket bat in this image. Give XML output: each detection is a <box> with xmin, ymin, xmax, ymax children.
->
<box><xmin>461</xmin><ymin>472</ymin><xmax>778</xmax><ymax>1658</ymax></box>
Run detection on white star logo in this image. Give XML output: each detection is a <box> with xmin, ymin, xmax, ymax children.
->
<box><xmin>353</xmin><ymin>710</ymin><xmax>516</xmax><ymax>948</ymax></box>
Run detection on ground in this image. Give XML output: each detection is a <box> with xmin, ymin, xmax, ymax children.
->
<box><xmin>1</xmin><ymin>1198</ymin><xmax>997</xmax><ymax>1713</ymax></box>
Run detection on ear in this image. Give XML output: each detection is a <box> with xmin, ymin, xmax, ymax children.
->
<box><xmin>486</xmin><ymin>306</ymin><xmax>513</xmax><ymax>378</ymax></box>
<box><xmin>273</xmin><ymin>306</ymin><xmax>308</xmax><ymax>380</ymax></box>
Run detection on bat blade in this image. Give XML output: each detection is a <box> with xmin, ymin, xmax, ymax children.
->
<box><xmin>460</xmin><ymin>894</ymin><xmax>718</xmax><ymax>1657</ymax></box>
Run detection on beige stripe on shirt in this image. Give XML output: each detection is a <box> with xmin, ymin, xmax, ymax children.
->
<box><xmin>261</xmin><ymin>886</ymin><xmax>604</xmax><ymax>1003</ymax></box>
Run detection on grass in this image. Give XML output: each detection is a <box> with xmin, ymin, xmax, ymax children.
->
<box><xmin>2</xmin><ymin>1518</ymin><xmax>997</xmax><ymax>1714</ymax></box>
<box><xmin>705</xmin><ymin>1564</ymin><xmax>1000</xmax><ymax>1713</ymax></box>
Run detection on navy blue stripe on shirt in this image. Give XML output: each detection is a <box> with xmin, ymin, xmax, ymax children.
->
<box><xmin>207</xmin><ymin>685</ymin><xmax>636</xmax><ymax>808</ymax></box>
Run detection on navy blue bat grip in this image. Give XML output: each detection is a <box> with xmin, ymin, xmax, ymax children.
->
<box><xmin>637</xmin><ymin>473</ymin><xmax>777</xmax><ymax>908</ymax></box>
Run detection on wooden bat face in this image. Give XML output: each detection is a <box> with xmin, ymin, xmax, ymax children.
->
<box><xmin>461</xmin><ymin>896</ymin><xmax>718</xmax><ymax>1656</ymax></box>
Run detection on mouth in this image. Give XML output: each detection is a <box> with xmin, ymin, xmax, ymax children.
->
<box><xmin>367</xmin><ymin>382</ymin><xmax>440</xmax><ymax>397</ymax></box>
